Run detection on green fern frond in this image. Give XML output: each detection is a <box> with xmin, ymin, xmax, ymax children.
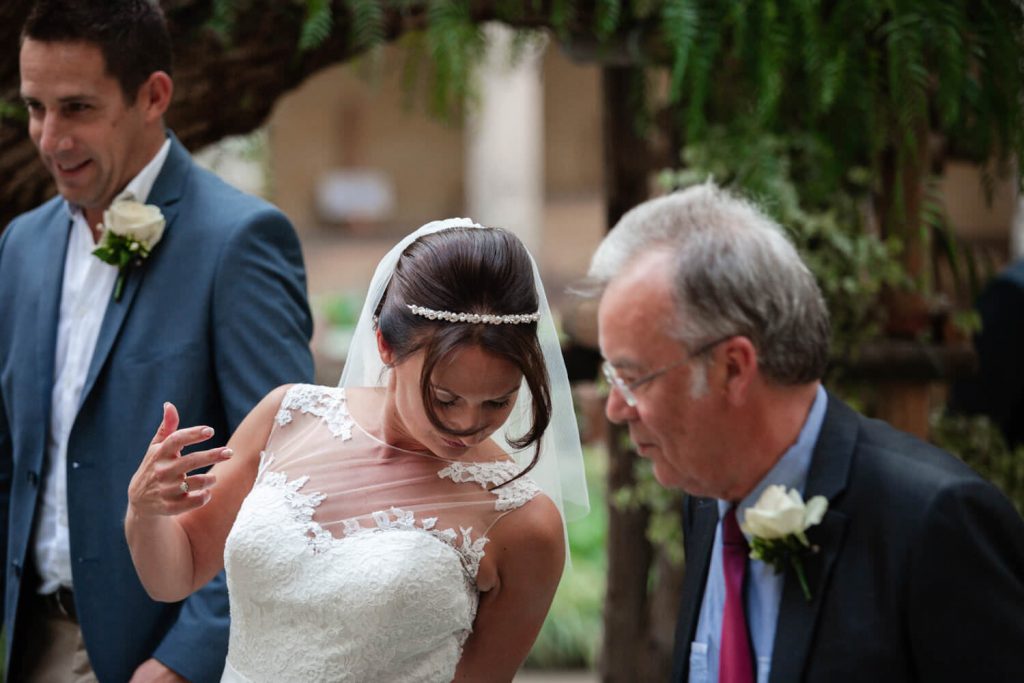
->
<box><xmin>0</xmin><ymin>99</ymin><xmax>27</xmax><ymax>124</ymax></box>
<box><xmin>550</xmin><ymin>0</ymin><xmax>578</xmax><ymax>36</ymax></box>
<box><xmin>426</xmin><ymin>0</ymin><xmax>486</xmax><ymax>120</ymax></box>
<box><xmin>661</xmin><ymin>0</ymin><xmax>700</xmax><ymax>102</ymax></box>
<box><xmin>685</xmin><ymin>12</ymin><xmax>720</xmax><ymax>141</ymax></box>
<box><xmin>348</xmin><ymin>0</ymin><xmax>385</xmax><ymax>52</ymax></box>
<box><xmin>298</xmin><ymin>0</ymin><xmax>334</xmax><ymax>53</ymax></box>
<box><xmin>928</xmin><ymin>1</ymin><xmax>967</xmax><ymax>128</ymax></box>
<box><xmin>629</xmin><ymin>0</ymin><xmax>656</xmax><ymax>21</ymax></box>
<box><xmin>595</xmin><ymin>0</ymin><xmax>623</xmax><ymax>41</ymax></box>
<box><xmin>398</xmin><ymin>31</ymin><xmax>428</xmax><ymax>110</ymax></box>
<box><xmin>884</xmin><ymin>10</ymin><xmax>929</xmax><ymax>156</ymax></box>
<box><xmin>205</xmin><ymin>0</ymin><xmax>237</xmax><ymax>43</ymax></box>
<box><xmin>753</xmin><ymin>0</ymin><xmax>788</xmax><ymax>126</ymax></box>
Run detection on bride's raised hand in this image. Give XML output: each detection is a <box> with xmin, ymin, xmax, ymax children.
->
<box><xmin>128</xmin><ymin>402</ymin><xmax>233</xmax><ymax>517</ymax></box>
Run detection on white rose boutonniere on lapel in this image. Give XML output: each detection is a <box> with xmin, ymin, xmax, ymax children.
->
<box><xmin>741</xmin><ymin>485</ymin><xmax>829</xmax><ymax>601</ymax></box>
<box><xmin>92</xmin><ymin>198</ymin><xmax>166</xmax><ymax>301</ymax></box>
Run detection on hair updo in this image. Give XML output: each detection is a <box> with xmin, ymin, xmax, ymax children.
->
<box><xmin>375</xmin><ymin>227</ymin><xmax>552</xmax><ymax>479</ymax></box>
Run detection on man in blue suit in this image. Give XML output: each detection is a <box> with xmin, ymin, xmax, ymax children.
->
<box><xmin>0</xmin><ymin>1</ymin><xmax>314</xmax><ymax>680</ymax></box>
<box><xmin>588</xmin><ymin>184</ymin><xmax>1024</xmax><ymax>682</ymax></box>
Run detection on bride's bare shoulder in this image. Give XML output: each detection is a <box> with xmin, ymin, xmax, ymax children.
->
<box><xmin>488</xmin><ymin>490</ymin><xmax>564</xmax><ymax>568</ymax></box>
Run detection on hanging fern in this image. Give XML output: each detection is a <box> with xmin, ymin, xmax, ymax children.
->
<box><xmin>426</xmin><ymin>0</ymin><xmax>486</xmax><ymax>119</ymax></box>
<box><xmin>661</xmin><ymin>0</ymin><xmax>700</xmax><ymax>102</ymax></box>
<box><xmin>347</xmin><ymin>0</ymin><xmax>386</xmax><ymax>52</ymax></box>
<box><xmin>594</xmin><ymin>0</ymin><xmax>623</xmax><ymax>41</ymax></box>
<box><xmin>549</xmin><ymin>0</ymin><xmax>579</xmax><ymax>38</ymax></box>
<box><xmin>205</xmin><ymin>0</ymin><xmax>238</xmax><ymax>43</ymax></box>
<box><xmin>298</xmin><ymin>0</ymin><xmax>334</xmax><ymax>53</ymax></box>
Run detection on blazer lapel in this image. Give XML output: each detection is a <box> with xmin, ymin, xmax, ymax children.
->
<box><xmin>673</xmin><ymin>496</ymin><xmax>718</xmax><ymax>681</ymax></box>
<box><xmin>35</xmin><ymin>211</ymin><xmax>73</xmax><ymax>437</ymax></box>
<box><xmin>768</xmin><ymin>392</ymin><xmax>858</xmax><ymax>683</ymax></box>
<box><xmin>78</xmin><ymin>134</ymin><xmax>189</xmax><ymax>409</ymax></box>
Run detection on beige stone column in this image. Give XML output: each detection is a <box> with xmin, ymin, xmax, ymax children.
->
<box><xmin>465</xmin><ymin>24</ymin><xmax>545</xmax><ymax>256</ymax></box>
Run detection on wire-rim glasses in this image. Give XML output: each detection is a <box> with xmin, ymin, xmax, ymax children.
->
<box><xmin>602</xmin><ymin>335</ymin><xmax>734</xmax><ymax>408</ymax></box>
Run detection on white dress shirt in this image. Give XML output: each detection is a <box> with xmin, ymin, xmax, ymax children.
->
<box><xmin>34</xmin><ymin>139</ymin><xmax>171</xmax><ymax>594</ymax></box>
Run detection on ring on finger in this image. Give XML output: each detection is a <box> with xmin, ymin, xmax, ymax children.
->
<box><xmin>179</xmin><ymin>479</ymin><xmax>190</xmax><ymax>495</ymax></box>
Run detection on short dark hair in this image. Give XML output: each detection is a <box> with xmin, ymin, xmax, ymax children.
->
<box><xmin>21</xmin><ymin>0</ymin><xmax>173</xmax><ymax>103</ymax></box>
<box><xmin>376</xmin><ymin>227</ymin><xmax>552</xmax><ymax>487</ymax></box>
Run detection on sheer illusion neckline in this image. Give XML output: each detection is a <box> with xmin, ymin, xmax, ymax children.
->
<box><xmin>342</xmin><ymin>387</ymin><xmax>506</xmax><ymax>466</ymax></box>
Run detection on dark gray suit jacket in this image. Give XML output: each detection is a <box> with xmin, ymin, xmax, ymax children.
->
<box><xmin>0</xmin><ymin>134</ymin><xmax>314</xmax><ymax>682</ymax></box>
<box><xmin>672</xmin><ymin>392</ymin><xmax>1024</xmax><ymax>682</ymax></box>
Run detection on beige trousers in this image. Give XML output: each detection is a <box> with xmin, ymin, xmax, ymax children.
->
<box><xmin>15</xmin><ymin>594</ymin><xmax>97</xmax><ymax>683</ymax></box>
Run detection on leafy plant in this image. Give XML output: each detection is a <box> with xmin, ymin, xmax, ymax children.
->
<box><xmin>931</xmin><ymin>411</ymin><xmax>1024</xmax><ymax>515</ymax></box>
<box><xmin>612</xmin><ymin>456</ymin><xmax>684</xmax><ymax>565</ymax></box>
<box><xmin>0</xmin><ymin>99</ymin><xmax>27</xmax><ymax>124</ymax></box>
<box><xmin>319</xmin><ymin>291</ymin><xmax>365</xmax><ymax>328</ymax></box>
<box><xmin>526</xmin><ymin>445</ymin><xmax>607</xmax><ymax>669</ymax></box>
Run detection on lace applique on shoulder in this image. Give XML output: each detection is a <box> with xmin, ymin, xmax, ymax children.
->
<box><xmin>259</xmin><ymin>468</ymin><xmax>334</xmax><ymax>554</ymax></box>
<box><xmin>438</xmin><ymin>460</ymin><xmax>541</xmax><ymax>512</ymax></box>
<box><xmin>274</xmin><ymin>384</ymin><xmax>353</xmax><ymax>440</ymax></box>
<box><xmin>342</xmin><ymin>507</ymin><xmax>489</xmax><ymax>579</ymax></box>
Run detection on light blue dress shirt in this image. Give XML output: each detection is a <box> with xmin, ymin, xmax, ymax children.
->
<box><xmin>688</xmin><ymin>384</ymin><xmax>827</xmax><ymax>683</ymax></box>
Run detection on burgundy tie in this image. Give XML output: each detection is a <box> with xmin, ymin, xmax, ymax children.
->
<box><xmin>719</xmin><ymin>506</ymin><xmax>755</xmax><ymax>683</ymax></box>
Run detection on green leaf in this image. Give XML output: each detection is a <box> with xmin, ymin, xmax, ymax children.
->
<box><xmin>298</xmin><ymin>0</ymin><xmax>334</xmax><ymax>53</ymax></box>
<box><xmin>661</xmin><ymin>0</ymin><xmax>700</xmax><ymax>102</ymax></box>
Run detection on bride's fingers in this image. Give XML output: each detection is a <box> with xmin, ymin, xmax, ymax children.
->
<box><xmin>157</xmin><ymin>425</ymin><xmax>217</xmax><ymax>461</ymax></box>
<box><xmin>150</xmin><ymin>402</ymin><xmax>180</xmax><ymax>445</ymax></box>
<box><xmin>162</xmin><ymin>485</ymin><xmax>214</xmax><ymax>514</ymax></box>
<box><xmin>169</xmin><ymin>447</ymin><xmax>233</xmax><ymax>480</ymax></box>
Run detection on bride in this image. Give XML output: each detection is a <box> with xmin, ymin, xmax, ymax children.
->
<box><xmin>124</xmin><ymin>219</ymin><xmax>589</xmax><ymax>682</ymax></box>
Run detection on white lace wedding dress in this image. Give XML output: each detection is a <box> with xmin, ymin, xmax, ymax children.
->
<box><xmin>220</xmin><ymin>384</ymin><xmax>543</xmax><ymax>682</ymax></box>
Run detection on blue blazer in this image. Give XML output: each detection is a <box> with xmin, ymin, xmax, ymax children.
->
<box><xmin>672</xmin><ymin>393</ymin><xmax>1024</xmax><ymax>682</ymax></box>
<box><xmin>0</xmin><ymin>134</ymin><xmax>314</xmax><ymax>682</ymax></box>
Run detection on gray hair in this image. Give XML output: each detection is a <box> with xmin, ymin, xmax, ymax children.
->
<box><xmin>588</xmin><ymin>182</ymin><xmax>830</xmax><ymax>385</ymax></box>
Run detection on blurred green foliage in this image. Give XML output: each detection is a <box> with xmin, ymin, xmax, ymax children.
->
<box><xmin>611</xmin><ymin>456</ymin><xmax>684</xmax><ymax>567</ymax></box>
<box><xmin>526</xmin><ymin>445</ymin><xmax>607</xmax><ymax>669</ymax></box>
<box><xmin>931</xmin><ymin>411</ymin><xmax>1024</xmax><ymax>515</ymax></box>
<box><xmin>318</xmin><ymin>291</ymin><xmax>365</xmax><ymax>328</ymax></box>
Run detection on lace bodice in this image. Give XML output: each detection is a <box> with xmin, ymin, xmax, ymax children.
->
<box><xmin>222</xmin><ymin>384</ymin><xmax>541</xmax><ymax>682</ymax></box>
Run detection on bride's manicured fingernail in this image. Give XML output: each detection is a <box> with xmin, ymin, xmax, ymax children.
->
<box><xmin>201</xmin><ymin>427</ymin><xmax>214</xmax><ymax>437</ymax></box>
<box><xmin>222</xmin><ymin>448</ymin><xmax>233</xmax><ymax>458</ymax></box>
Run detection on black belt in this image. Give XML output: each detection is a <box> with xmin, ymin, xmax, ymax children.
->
<box><xmin>40</xmin><ymin>586</ymin><xmax>77</xmax><ymax>623</ymax></box>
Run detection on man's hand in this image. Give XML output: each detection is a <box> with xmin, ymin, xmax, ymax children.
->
<box><xmin>129</xmin><ymin>657</ymin><xmax>189</xmax><ymax>682</ymax></box>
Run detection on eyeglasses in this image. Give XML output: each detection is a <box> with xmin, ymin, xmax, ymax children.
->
<box><xmin>601</xmin><ymin>335</ymin><xmax>733</xmax><ymax>408</ymax></box>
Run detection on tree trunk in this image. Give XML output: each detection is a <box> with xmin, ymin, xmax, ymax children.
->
<box><xmin>598</xmin><ymin>65</ymin><xmax>670</xmax><ymax>682</ymax></box>
<box><xmin>874</xmin><ymin>123</ymin><xmax>935</xmax><ymax>438</ymax></box>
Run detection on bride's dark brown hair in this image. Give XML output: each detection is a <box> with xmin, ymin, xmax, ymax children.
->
<box><xmin>375</xmin><ymin>227</ymin><xmax>552</xmax><ymax>485</ymax></box>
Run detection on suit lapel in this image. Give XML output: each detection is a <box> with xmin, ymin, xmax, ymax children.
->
<box><xmin>673</xmin><ymin>496</ymin><xmax>718</xmax><ymax>681</ymax></box>
<box><xmin>78</xmin><ymin>135</ymin><xmax>189</xmax><ymax>410</ymax></box>
<box><xmin>35</xmin><ymin>210</ymin><xmax>73</xmax><ymax>437</ymax></box>
<box><xmin>768</xmin><ymin>392</ymin><xmax>858</xmax><ymax>683</ymax></box>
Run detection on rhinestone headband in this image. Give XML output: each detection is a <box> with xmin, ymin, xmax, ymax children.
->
<box><xmin>407</xmin><ymin>304</ymin><xmax>540</xmax><ymax>325</ymax></box>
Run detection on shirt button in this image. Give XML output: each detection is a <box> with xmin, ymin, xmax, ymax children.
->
<box><xmin>71</xmin><ymin>462</ymin><xmax>80</xmax><ymax>469</ymax></box>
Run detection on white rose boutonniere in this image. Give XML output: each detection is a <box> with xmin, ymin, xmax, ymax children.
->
<box><xmin>92</xmin><ymin>198</ymin><xmax>166</xmax><ymax>301</ymax></box>
<box><xmin>741</xmin><ymin>485</ymin><xmax>829</xmax><ymax>601</ymax></box>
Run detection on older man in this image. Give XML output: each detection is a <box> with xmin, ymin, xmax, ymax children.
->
<box><xmin>588</xmin><ymin>183</ymin><xmax>1024</xmax><ymax>682</ymax></box>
